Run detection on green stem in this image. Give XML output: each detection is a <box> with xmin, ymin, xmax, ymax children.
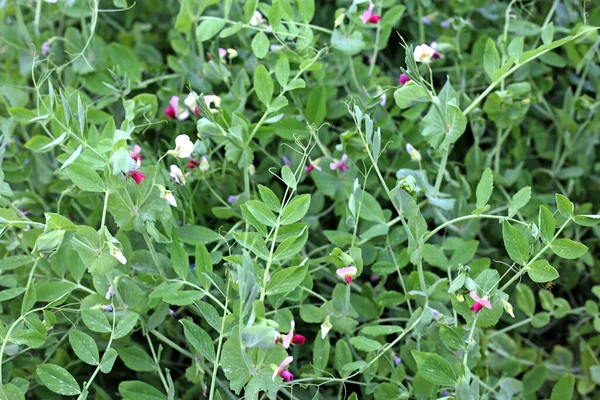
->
<box><xmin>463</xmin><ymin>314</ymin><xmax>478</xmax><ymax>366</ymax></box>
<box><xmin>432</xmin><ymin>150</ymin><xmax>449</xmax><ymax>197</ymax></box>
<box><xmin>100</xmin><ymin>189</ymin><xmax>110</xmax><ymax>229</ymax></box>
<box><xmin>209</xmin><ymin>280</ymin><xmax>230</xmax><ymax>400</ymax></box>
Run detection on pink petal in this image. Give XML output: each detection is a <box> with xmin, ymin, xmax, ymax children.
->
<box><xmin>169</xmin><ymin>96</ymin><xmax>180</xmax><ymax>113</ymax></box>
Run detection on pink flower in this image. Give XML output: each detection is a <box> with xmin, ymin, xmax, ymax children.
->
<box><xmin>127</xmin><ymin>159</ymin><xmax>146</xmax><ymax>185</ymax></box>
<box><xmin>165</xmin><ymin>96</ymin><xmax>189</xmax><ymax>120</ymax></box>
<box><xmin>281</xmin><ymin>321</ymin><xmax>295</xmax><ymax>349</ymax></box>
<box><xmin>361</xmin><ymin>3</ymin><xmax>381</xmax><ymax>24</ymax></box>
<box><xmin>305</xmin><ymin>157</ymin><xmax>322</xmax><ymax>173</ymax></box>
<box><xmin>130</xmin><ymin>144</ymin><xmax>142</xmax><ymax>162</ymax></box>
<box><xmin>272</xmin><ymin>356</ymin><xmax>294</xmax><ymax>382</ymax></box>
<box><xmin>336</xmin><ymin>266</ymin><xmax>357</xmax><ymax>284</ymax></box>
<box><xmin>469</xmin><ymin>290</ymin><xmax>492</xmax><ymax>313</ymax></box>
<box><xmin>330</xmin><ymin>154</ymin><xmax>349</xmax><ymax>172</ymax></box>
<box><xmin>399</xmin><ymin>74</ymin><xmax>411</xmax><ymax>86</ymax></box>
<box><xmin>218</xmin><ymin>48</ymin><xmax>227</xmax><ymax>58</ymax></box>
<box><xmin>187</xmin><ymin>159</ymin><xmax>198</xmax><ymax>169</ymax></box>
<box><xmin>292</xmin><ymin>334</ymin><xmax>306</xmax><ymax>345</ymax></box>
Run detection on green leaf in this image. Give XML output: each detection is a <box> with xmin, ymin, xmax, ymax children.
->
<box><xmin>0</xmin><ymin>255</ymin><xmax>34</xmax><ymax>270</ymax></box>
<box><xmin>196</xmin><ymin>19</ymin><xmax>226</xmax><ymax>42</ymax></box>
<box><xmin>281</xmin><ymin>166</ymin><xmax>297</xmax><ymax>189</ymax></box>
<box><xmin>37</xmin><ymin>364</ymin><xmax>81</xmax><ymax>396</ymax></box>
<box><xmin>180</xmin><ymin>320</ymin><xmax>216</xmax><ymax>362</ymax></box>
<box><xmin>233</xmin><ymin>232</ymin><xmax>270</xmax><ymax>260</ymax></box>
<box><xmin>113</xmin><ymin>312</ymin><xmax>139</xmax><ymax>340</ymax></box>
<box><xmin>258</xmin><ymin>185</ymin><xmax>281</xmax><ymax>212</ymax></box>
<box><xmin>267</xmin><ymin>266</ymin><xmax>307</xmax><ymax>295</ymax></box>
<box><xmin>483</xmin><ymin>38</ymin><xmax>500</xmax><ymax>79</ymax></box>
<box><xmin>163</xmin><ymin>290</ymin><xmax>203</xmax><ymax>306</ymax></box>
<box><xmin>170</xmin><ymin>239</ymin><xmax>189</xmax><ymax>280</ymax></box>
<box><xmin>393</xmin><ymin>84</ymin><xmax>430</xmax><ymax>109</ymax></box>
<box><xmin>119</xmin><ymin>347</ymin><xmax>155</xmax><ymax>372</ymax></box>
<box><xmin>508</xmin><ymin>186</ymin><xmax>531</xmax><ymax>217</ymax></box>
<box><xmin>331</xmin><ymin>30</ymin><xmax>364</xmax><ymax>55</ymax></box>
<box><xmin>313</xmin><ymin>334</ymin><xmax>330</xmax><ymax>374</ymax></box>
<box><xmin>475</xmin><ymin>168</ymin><xmax>493</xmax><ymax>209</ymax></box>
<box><xmin>119</xmin><ymin>381</ymin><xmax>167</xmax><ymax>400</ymax></box>
<box><xmin>82</xmin><ymin>309</ymin><xmax>111</xmax><ymax>333</ymax></box>
<box><xmin>0</xmin><ymin>288</ymin><xmax>26</xmax><ymax>302</ymax></box>
<box><xmin>502</xmin><ymin>221</ymin><xmax>529</xmax><ymax>266</ymax></box>
<box><xmin>0</xmin><ymin>383</ymin><xmax>25</xmax><ymax>400</ymax></box>
<box><xmin>551</xmin><ymin>238</ymin><xmax>588</xmax><ymax>259</ymax></box>
<box><xmin>64</xmin><ymin>164</ymin><xmax>105</xmax><ymax>192</ymax></box>
<box><xmin>516</xmin><ymin>284</ymin><xmax>535</xmax><ymax>316</ymax></box>
<box><xmin>108</xmin><ymin>43</ymin><xmax>141</xmax><ymax>82</ymax></box>
<box><xmin>555</xmin><ymin>194</ymin><xmax>573</xmax><ymax>217</ymax></box>
<box><xmin>349</xmin><ymin>336</ymin><xmax>382</xmax><ymax>352</ymax></box>
<box><xmin>411</xmin><ymin>350</ymin><xmax>457</xmax><ymax>386</ymax></box>
<box><xmin>244</xmin><ymin>200</ymin><xmax>277</xmax><ymax>227</ymax></box>
<box><xmin>306</xmin><ymin>86</ymin><xmax>327</xmax><ymax>125</ymax></box>
<box><xmin>390</xmin><ymin>187</ymin><xmax>418</xmax><ymax>218</ymax></box>
<box><xmin>275</xmin><ymin>56</ymin><xmax>290</xmax><ymax>87</ymax></box>
<box><xmin>542</xmin><ymin>23</ymin><xmax>554</xmax><ymax>45</ymax></box>
<box><xmin>539</xmin><ymin>206</ymin><xmax>556</xmax><ymax>244</ymax></box>
<box><xmin>550</xmin><ymin>374</ymin><xmax>574</xmax><ymax>400</ymax></box>
<box><xmin>527</xmin><ymin>260</ymin><xmax>559</xmax><ymax>283</ymax></box>
<box><xmin>573</xmin><ymin>215</ymin><xmax>600</xmax><ymax>226</ymax></box>
<box><xmin>69</xmin><ymin>330</ymin><xmax>99</xmax><ymax>366</ymax></box>
<box><xmin>100</xmin><ymin>348</ymin><xmax>118</xmax><ymax>374</ymax></box>
<box><xmin>280</xmin><ymin>194</ymin><xmax>310</xmax><ymax>225</ymax></box>
<box><xmin>360</xmin><ymin>325</ymin><xmax>403</xmax><ymax>336</ymax></box>
<box><xmin>251</xmin><ymin>31</ymin><xmax>270</xmax><ymax>59</ymax></box>
<box><xmin>439</xmin><ymin>324</ymin><xmax>464</xmax><ymax>350</ymax></box>
<box><xmin>507</xmin><ymin>37</ymin><xmax>524</xmax><ymax>59</ymax></box>
<box><xmin>253</xmin><ymin>65</ymin><xmax>273</xmax><ymax>106</ymax></box>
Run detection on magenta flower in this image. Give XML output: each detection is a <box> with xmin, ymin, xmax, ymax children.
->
<box><xmin>469</xmin><ymin>290</ymin><xmax>492</xmax><ymax>313</ymax></box>
<box><xmin>130</xmin><ymin>144</ymin><xmax>142</xmax><ymax>162</ymax></box>
<box><xmin>305</xmin><ymin>157</ymin><xmax>322</xmax><ymax>173</ymax></box>
<box><xmin>126</xmin><ymin>159</ymin><xmax>146</xmax><ymax>185</ymax></box>
<box><xmin>361</xmin><ymin>3</ymin><xmax>381</xmax><ymax>24</ymax></box>
<box><xmin>330</xmin><ymin>154</ymin><xmax>349</xmax><ymax>172</ymax></box>
<box><xmin>336</xmin><ymin>266</ymin><xmax>357</xmax><ymax>284</ymax></box>
<box><xmin>399</xmin><ymin>73</ymin><xmax>411</xmax><ymax>86</ymax></box>
<box><xmin>272</xmin><ymin>356</ymin><xmax>294</xmax><ymax>382</ymax></box>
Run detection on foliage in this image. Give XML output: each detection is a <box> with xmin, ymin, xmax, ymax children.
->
<box><xmin>0</xmin><ymin>0</ymin><xmax>599</xmax><ymax>399</ymax></box>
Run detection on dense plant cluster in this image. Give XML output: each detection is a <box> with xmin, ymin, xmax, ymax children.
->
<box><xmin>0</xmin><ymin>0</ymin><xmax>599</xmax><ymax>399</ymax></box>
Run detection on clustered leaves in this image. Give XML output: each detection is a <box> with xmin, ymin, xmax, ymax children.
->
<box><xmin>0</xmin><ymin>0</ymin><xmax>599</xmax><ymax>399</ymax></box>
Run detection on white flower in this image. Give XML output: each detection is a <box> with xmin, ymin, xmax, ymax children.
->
<box><xmin>110</xmin><ymin>247</ymin><xmax>127</xmax><ymax>265</ymax></box>
<box><xmin>203</xmin><ymin>95</ymin><xmax>221</xmax><ymax>113</ymax></box>
<box><xmin>160</xmin><ymin>189</ymin><xmax>177</xmax><ymax>207</ymax></box>
<box><xmin>250</xmin><ymin>11</ymin><xmax>264</xmax><ymax>26</ymax></box>
<box><xmin>184</xmin><ymin>91</ymin><xmax>199</xmax><ymax>111</ymax></box>
<box><xmin>379</xmin><ymin>93</ymin><xmax>387</xmax><ymax>106</ymax></box>
<box><xmin>44</xmin><ymin>0</ymin><xmax>58</xmax><ymax>3</ymax></box>
<box><xmin>172</xmin><ymin>134</ymin><xmax>193</xmax><ymax>158</ymax></box>
<box><xmin>406</xmin><ymin>143</ymin><xmax>422</xmax><ymax>161</ymax></box>
<box><xmin>170</xmin><ymin>165</ymin><xmax>186</xmax><ymax>185</ymax></box>
<box><xmin>321</xmin><ymin>316</ymin><xmax>332</xmax><ymax>339</ymax></box>
<box><xmin>413</xmin><ymin>44</ymin><xmax>435</xmax><ymax>63</ymax></box>
<box><xmin>198</xmin><ymin>156</ymin><xmax>210</xmax><ymax>172</ymax></box>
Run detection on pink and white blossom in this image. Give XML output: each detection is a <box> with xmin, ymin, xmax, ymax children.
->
<box><xmin>336</xmin><ymin>266</ymin><xmax>357</xmax><ymax>284</ymax></box>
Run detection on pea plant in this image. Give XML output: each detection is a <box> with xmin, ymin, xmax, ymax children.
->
<box><xmin>0</xmin><ymin>0</ymin><xmax>599</xmax><ymax>399</ymax></box>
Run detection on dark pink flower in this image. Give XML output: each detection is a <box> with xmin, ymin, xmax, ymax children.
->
<box><xmin>362</xmin><ymin>3</ymin><xmax>380</xmax><ymax>24</ymax></box>
<box><xmin>280</xmin><ymin>369</ymin><xmax>294</xmax><ymax>382</ymax></box>
<box><xmin>128</xmin><ymin>170</ymin><xmax>146</xmax><ymax>185</ymax></box>
<box><xmin>164</xmin><ymin>106</ymin><xmax>176</xmax><ymax>118</ymax></box>
<box><xmin>291</xmin><ymin>334</ymin><xmax>306</xmax><ymax>345</ymax></box>
<box><xmin>272</xmin><ymin>356</ymin><xmax>294</xmax><ymax>382</ymax></box>
<box><xmin>469</xmin><ymin>290</ymin><xmax>492</xmax><ymax>314</ymax></box>
<box><xmin>305</xmin><ymin>157</ymin><xmax>322</xmax><ymax>173</ymax></box>
<box><xmin>399</xmin><ymin>74</ymin><xmax>411</xmax><ymax>85</ymax></box>
<box><xmin>330</xmin><ymin>154</ymin><xmax>349</xmax><ymax>172</ymax></box>
<box><xmin>130</xmin><ymin>144</ymin><xmax>142</xmax><ymax>162</ymax></box>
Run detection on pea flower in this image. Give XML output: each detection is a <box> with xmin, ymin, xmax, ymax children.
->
<box><xmin>430</xmin><ymin>41</ymin><xmax>443</xmax><ymax>59</ymax></box>
<box><xmin>41</xmin><ymin>40</ymin><xmax>51</xmax><ymax>56</ymax></box>
<box><xmin>170</xmin><ymin>165</ymin><xmax>186</xmax><ymax>185</ymax></box>
<box><xmin>305</xmin><ymin>157</ymin><xmax>322</xmax><ymax>173</ymax></box>
<box><xmin>281</xmin><ymin>155</ymin><xmax>292</xmax><ymax>167</ymax></box>
<box><xmin>498</xmin><ymin>296</ymin><xmax>515</xmax><ymax>318</ymax></box>
<box><xmin>399</xmin><ymin>73</ymin><xmax>411</xmax><ymax>85</ymax></box>
<box><xmin>279</xmin><ymin>321</ymin><xmax>305</xmax><ymax>349</ymax></box>
<box><xmin>101</xmin><ymin>304</ymin><xmax>114</xmax><ymax>312</ymax></box>
<box><xmin>321</xmin><ymin>316</ymin><xmax>332</xmax><ymax>339</ymax></box>
<box><xmin>198</xmin><ymin>155</ymin><xmax>210</xmax><ymax>172</ymax></box>
<box><xmin>469</xmin><ymin>290</ymin><xmax>492</xmax><ymax>313</ymax></box>
<box><xmin>330</xmin><ymin>154</ymin><xmax>349</xmax><ymax>172</ymax></box>
<box><xmin>406</xmin><ymin>143</ymin><xmax>421</xmax><ymax>161</ymax></box>
<box><xmin>379</xmin><ymin>93</ymin><xmax>387</xmax><ymax>106</ymax></box>
<box><xmin>394</xmin><ymin>356</ymin><xmax>402</xmax><ymax>365</ymax></box>
<box><xmin>168</xmin><ymin>309</ymin><xmax>180</xmax><ymax>319</ymax></box>
<box><xmin>272</xmin><ymin>356</ymin><xmax>294</xmax><ymax>382</ymax></box>
<box><xmin>105</xmin><ymin>286</ymin><xmax>114</xmax><ymax>300</ymax></box>
<box><xmin>227</xmin><ymin>48</ymin><xmax>238</xmax><ymax>59</ymax></box>
<box><xmin>413</xmin><ymin>44</ymin><xmax>436</xmax><ymax>63</ymax></box>
<box><xmin>361</xmin><ymin>3</ymin><xmax>381</xmax><ymax>24</ymax></box>
<box><xmin>44</xmin><ymin>0</ymin><xmax>57</xmax><ymax>3</ymax></box>
<box><xmin>110</xmin><ymin>246</ymin><xmax>127</xmax><ymax>265</ymax></box>
<box><xmin>171</xmin><ymin>134</ymin><xmax>194</xmax><ymax>158</ymax></box>
<box><xmin>159</xmin><ymin>186</ymin><xmax>177</xmax><ymax>208</ymax></box>
<box><xmin>185</xmin><ymin>91</ymin><xmax>201</xmax><ymax>115</ymax></box>
<box><xmin>441</xmin><ymin>19</ymin><xmax>451</xmax><ymax>28</ymax></box>
<box><xmin>218</xmin><ymin>48</ymin><xmax>227</xmax><ymax>59</ymax></box>
<box><xmin>130</xmin><ymin>144</ymin><xmax>142</xmax><ymax>162</ymax></box>
<box><xmin>165</xmin><ymin>96</ymin><xmax>189</xmax><ymax>120</ymax></box>
<box><xmin>204</xmin><ymin>95</ymin><xmax>222</xmax><ymax>113</ymax></box>
<box><xmin>227</xmin><ymin>195</ymin><xmax>238</xmax><ymax>205</ymax></box>
<box><xmin>127</xmin><ymin>159</ymin><xmax>146</xmax><ymax>185</ymax></box>
<box><xmin>336</xmin><ymin>266</ymin><xmax>357</xmax><ymax>284</ymax></box>
<box><xmin>250</xmin><ymin>10</ymin><xmax>264</xmax><ymax>26</ymax></box>
<box><xmin>422</xmin><ymin>15</ymin><xmax>433</xmax><ymax>25</ymax></box>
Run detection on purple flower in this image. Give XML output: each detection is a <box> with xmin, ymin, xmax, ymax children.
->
<box><xmin>190</xmin><ymin>263</ymin><xmax>196</xmax><ymax>270</ymax></box>
<box><xmin>422</xmin><ymin>16</ymin><xmax>432</xmax><ymax>25</ymax></box>
<box><xmin>41</xmin><ymin>40</ymin><xmax>51</xmax><ymax>56</ymax></box>
<box><xmin>441</xmin><ymin>19</ymin><xmax>450</xmax><ymax>28</ymax></box>
<box><xmin>431</xmin><ymin>309</ymin><xmax>441</xmax><ymax>319</ymax></box>
<box><xmin>168</xmin><ymin>309</ymin><xmax>180</xmax><ymax>319</ymax></box>
<box><xmin>102</xmin><ymin>305</ymin><xmax>114</xmax><ymax>312</ymax></box>
<box><xmin>394</xmin><ymin>356</ymin><xmax>401</xmax><ymax>365</ymax></box>
<box><xmin>227</xmin><ymin>195</ymin><xmax>238</xmax><ymax>204</ymax></box>
<box><xmin>281</xmin><ymin>155</ymin><xmax>292</xmax><ymax>167</ymax></box>
<box><xmin>441</xmin><ymin>391</ymin><xmax>450</xmax><ymax>397</ymax></box>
